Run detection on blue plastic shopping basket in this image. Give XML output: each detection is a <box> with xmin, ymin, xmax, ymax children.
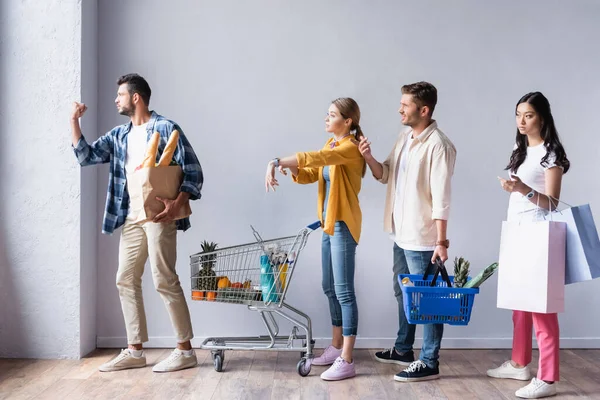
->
<box><xmin>399</xmin><ymin>260</ymin><xmax>480</xmax><ymax>326</ymax></box>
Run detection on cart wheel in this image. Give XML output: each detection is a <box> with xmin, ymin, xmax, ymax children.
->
<box><xmin>211</xmin><ymin>350</ymin><xmax>225</xmax><ymax>362</ymax></box>
<box><xmin>213</xmin><ymin>354</ymin><xmax>223</xmax><ymax>372</ymax></box>
<box><xmin>300</xmin><ymin>339</ymin><xmax>315</xmax><ymax>358</ymax></box>
<box><xmin>297</xmin><ymin>359</ymin><xmax>311</xmax><ymax>377</ymax></box>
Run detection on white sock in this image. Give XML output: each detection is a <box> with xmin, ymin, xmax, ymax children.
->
<box><xmin>129</xmin><ymin>349</ymin><xmax>143</xmax><ymax>358</ymax></box>
<box><xmin>181</xmin><ymin>349</ymin><xmax>194</xmax><ymax>356</ymax></box>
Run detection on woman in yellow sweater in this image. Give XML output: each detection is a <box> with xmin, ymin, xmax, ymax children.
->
<box><xmin>265</xmin><ymin>98</ymin><xmax>365</xmax><ymax>381</ymax></box>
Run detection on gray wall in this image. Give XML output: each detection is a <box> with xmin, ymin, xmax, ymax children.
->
<box><xmin>80</xmin><ymin>0</ymin><xmax>99</xmax><ymax>357</ymax></box>
<box><xmin>0</xmin><ymin>0</ymin><xmax>97</xmax><ymax>358</ymax></box>
<box><xmin>95</xmin><ymin>0</ymin><xmax>600</xmax><ymax>349</ymax></box>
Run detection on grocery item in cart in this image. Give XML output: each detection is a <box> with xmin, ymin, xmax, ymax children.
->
<box><xmin>263</xmin><ymin>243</ymin><xmax>290</xmax><ymax>294</ymax></box>
<box><xmin>260</xmin><ymin>255</ymin><xmax>280</xmax><ymax>303</ymax></box>
<box><xmin>280</xmin><ymin>251</ymin><xmax>295</xmax><ymax>291</ymax></box>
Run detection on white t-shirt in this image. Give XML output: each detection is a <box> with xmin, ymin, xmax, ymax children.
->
<box><xmin>506</xmin><ymin>143</ymin><xmax>561</xmax><ymax>222</ymax></box>
<box><xmin>125</xmin><ymin>123</ymin><xmax>149</xmax><ymax>177</ymax></box>
<box><xmin>391</xmin><ymin>135</ymin><xmax>435</xmax><ymax>251</ymax></box>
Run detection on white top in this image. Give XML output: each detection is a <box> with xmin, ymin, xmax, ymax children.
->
<box><xmin>392</xmin><ymin>135</ymin><xmax>435</xmax><ymax>251</ymax></box>
<box><xmin>506</xmin><ymin>143</ymin><xmax>561</xmax><ymax>222</ymax></box>
<box><xmin>125</xmin><ymin>123</ymin><xmax>149</xmax><ymax>177</ymax></box>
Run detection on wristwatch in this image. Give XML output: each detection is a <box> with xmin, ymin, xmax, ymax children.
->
<box><xmin>436</xmin><ymin>239</ymin><xmax>450</xmax><ymax>248</ymax></box>
<box><xmin>526</xmin><ymin>189</ymin><xmax>535</xmax><ymax>199</ymax></box>
<box><xmin>272</xmin><ymin>158</ymin><xmax>280</xmax><ymax>167</ymax></box>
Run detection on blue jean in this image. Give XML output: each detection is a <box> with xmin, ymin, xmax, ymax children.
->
<box><xmin>393</xmin><ymin>243</ymin><xmax>443</xmax><ymax>368</ymax></box>
<box><xmin>321</xmin><ymin>221</ymin><xmax>358</xmax><ymax>336</ymax></box>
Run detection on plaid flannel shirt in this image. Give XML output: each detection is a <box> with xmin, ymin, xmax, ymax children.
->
<box><xmin>73</xmin><ymin>111</ymin><xmax>203</xmax><ymax>234</ymax></box>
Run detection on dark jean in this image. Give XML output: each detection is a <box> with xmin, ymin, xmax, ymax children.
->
<box><xmin>321</xmin><ymin>221</ymin><xmax>358</xmax><ymax>336</ymax></box>
<box><xmin>393</xmin><ymin>243</ymin><xmax>443</xmax><ymax>368</ymax></box>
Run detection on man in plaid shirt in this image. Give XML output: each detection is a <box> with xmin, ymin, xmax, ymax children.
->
<box><xmin>71</xmin><ymin>73</ymin><xmax>203</xmax><ymax>373</ymax></box>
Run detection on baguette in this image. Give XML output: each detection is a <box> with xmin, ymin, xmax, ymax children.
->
<box><xmin>157</xmin><ymin>129</ymin><xmax>179</xmax><ymax>166</ymax></box>
<box><xmin>141</xmin><ymin>131</ymin><xmax>160</xmax><ymax>168</ymax></box>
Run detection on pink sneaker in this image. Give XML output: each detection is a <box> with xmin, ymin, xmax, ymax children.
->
<box><xmin>320</xmin><ymin>357</ymin><xmax>356</xmax><ymax>381</ymax></box>
<box><xmin>312</xmin><ymin>345</ymin><xmax>342</xmax><ymax>366</ymax></box>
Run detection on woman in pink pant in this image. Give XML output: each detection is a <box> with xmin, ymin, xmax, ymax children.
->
<box><xmin>488</xmin><ymin>92</ymin><xmax>570</xmax><ymax>399</ymax></box>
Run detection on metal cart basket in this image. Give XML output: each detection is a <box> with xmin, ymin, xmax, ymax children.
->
<box><xmin>189</xmin><ymin>221</ymin><xmax>321</xmax><ymax>376</ymax></box>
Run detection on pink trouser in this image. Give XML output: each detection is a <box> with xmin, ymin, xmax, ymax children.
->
<box><xmin>512</xmin><ymin>310</ymin><xmax>560</xmax><ymax>382</ymax></box>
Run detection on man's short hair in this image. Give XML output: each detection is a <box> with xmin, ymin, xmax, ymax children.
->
<box><xmin>117</xmin><ymin>73</ymin><xmax>151</xmax><ymax>106</ymax></box>
<box><xmin>401</xmin><ymin>81</ymin><xmax>437</xmax><ymax>116</ymax></box>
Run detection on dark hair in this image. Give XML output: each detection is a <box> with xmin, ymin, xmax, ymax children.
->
<box><xmin>117</xmin><ymin>73</ymin><xmax>151</xmax><ymax>106</ymax></box>
<box><xmin>505</xmin><ymin>92</ymin><xmax>570</xmax><ymax>174</ymax></box>
<box><xmin>401</xmin><ymin>81</ymin><xmax>437</xmax><ymax>116</ymax></box>
<box><xmin>331</xmin><ymin>97</ymin><xmax>366</xmax><ymax>177</ymax></box>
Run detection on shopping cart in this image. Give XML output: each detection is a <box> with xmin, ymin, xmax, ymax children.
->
<box><xmin>189</xmin><ymin>221</ymin><xmax>321</xmax><ymax>376</ymax></box>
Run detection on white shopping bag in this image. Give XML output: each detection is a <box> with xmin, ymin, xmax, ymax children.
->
<box><xmin>497</xmin><ymin>220</ymin><xmax>566</xmax><ymax>313</ymax></box>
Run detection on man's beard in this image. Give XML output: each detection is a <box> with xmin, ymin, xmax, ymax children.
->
<box><xmin>118</xmin><ymin>104</ymin><xmax>135</xmax><ymax>117</ymax></box>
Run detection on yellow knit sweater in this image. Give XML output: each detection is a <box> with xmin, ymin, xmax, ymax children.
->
<box><xmin>293</xmin><ymin>136</ymin><xmax>365</xmax><ymax>243</ymax></box>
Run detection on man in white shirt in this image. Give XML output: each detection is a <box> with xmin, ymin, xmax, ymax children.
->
<box><xmin>358</xmin><ymin>82</ymin><xmax>456</xmax><ymax>382</ymax></box>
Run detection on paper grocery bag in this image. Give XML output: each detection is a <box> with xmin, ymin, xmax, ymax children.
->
<box><xmin>551</xmin><ymin>204</ymin><xmax>600</xmax><ymax>284</ymax></box>
<box><xmin>127</xmin><ymin>165</ymin><xmax>192</xmax><ymax>224</ymax></box>
<box><xmin>497</xmin><ymin>220</ymin><xmax>566</xmax><ymax>313</ymax></box>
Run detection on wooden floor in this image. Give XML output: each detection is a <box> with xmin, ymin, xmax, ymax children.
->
<box><xmin>1</xmin><ymin>349</ymin><xmax>599</xmax><ymax>399</ymax></box>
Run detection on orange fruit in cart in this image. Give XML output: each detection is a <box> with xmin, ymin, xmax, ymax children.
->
<box><xmin>217</xmin><ymin>277</ymin><xmax>231</xmax><ymax>289</ymax></box>
<box><xmin>191</xmin><ymin>290</ymin><xmax>205</xmax><ymax>300</ymax></box>
<box><xmin>206</xmin><ymin>291</ymin><xmax>217</xmax><ymax>301</ymax></box>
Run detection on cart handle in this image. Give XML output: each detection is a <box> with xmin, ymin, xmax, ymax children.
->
<box><xmin>307</xmin><ymin>221</ymin><xmax>322</xmax><ymax>231</ymax></box>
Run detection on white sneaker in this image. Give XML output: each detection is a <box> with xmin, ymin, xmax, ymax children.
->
<box><xmin>487</xmin><ymin>360</ymin><xmax>532</xmax><ymax>381</ymax></box>
<box><xmin>516</xmin><ymin>378</ymin><xmax>557</xmax><ymax>398</ymax></box>
<box><xmin>153</xmin><ymin>348</ymin><xmax>198</xmax><ymax>372</ymax></box>
<box><xmin>99</xmin><ymin>349</ymin><xmax>146</xmax><ymax>372</ymax></box>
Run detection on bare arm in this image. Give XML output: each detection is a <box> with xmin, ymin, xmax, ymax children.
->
<box><xmin>357</xmin><ymin>137</ymin><xmax>384</xmax><ymax>179</ymax></box>
<box><xmin>265</xmin><ymin>155</ymin><xmax>300</xmax><ymax>192</ymax></box>
<box><xmin>430</xmin><ymin>145</ymin><xmax>456</xmax><ymax>263</ymax></box>
<box><xmin>365</xmin><ymin>156</ymin><xmax>384</xmax><ymax>180</ymax></box>
<box><xmin>498</xmin><ymin>166</ymin><xmax>563</xmax><ymax>211</ymax></box>
<box><xmin>432</xmin><ymin>219</ymin><xmax>448</xmax><ymax>263</ymax></box>
<box><xmin>278</xmin><ymin>155</ymin><xmax>299</xmax><ymax>176</ymax></box>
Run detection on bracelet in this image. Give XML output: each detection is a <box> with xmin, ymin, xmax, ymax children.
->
<box><xmin>272</xmin><ymin>158</ymin><xmax>280</xmax><ymax>168</ymax></box>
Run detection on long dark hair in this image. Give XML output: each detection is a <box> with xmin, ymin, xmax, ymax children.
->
<box><xmin>505</xmin><ymin>92</ymin><xmax>570</xmax><ymax>174</ymax></box>
<box><xmin>331</xmin><ymin>97</ymin><xmax>366</xmax><ymax>176</ymax></box>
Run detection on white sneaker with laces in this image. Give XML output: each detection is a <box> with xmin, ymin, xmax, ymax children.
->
<box><xmin>487</xmin><ymin>360</ymin><xmax>532</xmax><ymax>381</ymax></box>
<box><xmin>99</xmin><ymin>349</ymin><xmax>146</xmax><ymax>372</ymax></box>
<box><xmin>153</xmin><ymin>348</ymin><xmax>198</xmax><ymax>372</ymax></box>
<box><xmin>516</xmin><ymin>378</ymin><xmax>557</xmax><ymax>399</ymax></box>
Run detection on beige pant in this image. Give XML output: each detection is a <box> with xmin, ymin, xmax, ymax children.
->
<box><xmin>117</xmin><ymin>219</ymin><xmax>193</xmax><ymax>344</ymax></box>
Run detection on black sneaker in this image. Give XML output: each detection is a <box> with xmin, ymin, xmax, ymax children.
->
<box><xmin>374</xmin><ymin>348</ymin><xmax>415</xmax><ymax>366</ymax></box>
<box><xmin>394</xmin><ymin>360</ymin><xmax>440</xmax><ymax>382</ymax></box>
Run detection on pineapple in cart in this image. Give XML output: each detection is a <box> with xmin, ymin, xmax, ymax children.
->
<box><xmin>195</xmin><ymin>241</ymin><xmax>219</xmax><ymax>298</ymax></box>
